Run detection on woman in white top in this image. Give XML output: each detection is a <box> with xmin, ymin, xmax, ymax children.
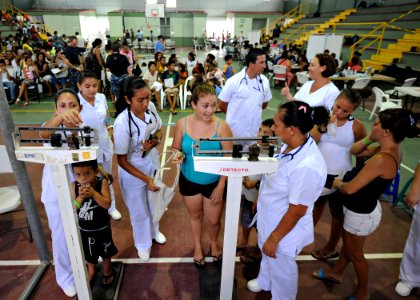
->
<box><xmin>143</xmin><ymin>61</ymin><xmax>161</xmax><ymax>111</ymax></box>
<box><xmin>113</xmin><ymin>77</ymin><xmax>166</xmax><ymax>262</ymax></box>
<box><xmin>309</xmin><ymin>89</ymin><xmax>366</xmax><ymax>261</ymax></box>
<box><xmin>281</xmin><ymin>53</ymin><xmax>339</xmax><ymax>111</ymax></box>
<box><xmin>247</xmin><ymin>101</ymin><xmax>328</xmax><ymax>299</ymax></box>
<box><xmin>39</xmin><ymin>89</ymin><xmax>84</xmax><ymax>297</ymax></box>
<box><xmin>77</xmin><ymin>71</ymin><xmax>121</xmax><ymax>220</ymax></box>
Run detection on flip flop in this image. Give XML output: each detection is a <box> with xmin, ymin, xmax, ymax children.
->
<box><xmin>311</xmin><ymin>249</ymin><xmax>339</xmax><ymax>261</ymax></box>
<box><xmin>240</xmin><ymin>254</ymin><xmax>262</xmax><ymax>264</ymax></box>
<box><xmin>102</xmin><ymin>270</ymin><xmax>115</xmax><ymax>287</ymax></box>
<box><xmin>193</xmin><ymin>257</ymin><xmax>206</xmax><ymax>269</ymax></box>
<box><xmin>312</xmin><ymin>268</ymin><xmax>342</xmax><ymax>284</ymax></box>
<box><xmin>212</xmin><ymin>253</ymin><xmax>223</xmax><ymax>266</ymax></box>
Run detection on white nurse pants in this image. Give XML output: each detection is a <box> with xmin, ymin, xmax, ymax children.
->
<box><xmin>399</xmin><ymin>208</ymin><xmax>420</xmax><ymax>288</ymax></box>
<box><xmin>101</xmin><ymin>158</ymin><xmax>117</xmax><ymax>213</ymax></box>
<box><xmin>119</xmin><ymin>171</ymin><xmax>153</xmax><ymax>251</ymax></box>
<box><xmin>43</xmin><ymin>200</ymin><xmax>74</xmax><ymax>290</ymax></box>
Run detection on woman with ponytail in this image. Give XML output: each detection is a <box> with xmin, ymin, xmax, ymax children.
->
<box><xmin>113</xmin><ymin>77</ymin><xmax>166</xmax><ymax>262</ymax></box>
<box><xmin>247</xmin><ymin>101</ymin><xmax>329</xmax><ymax>299</ymax></box>
<box><xmin>313</xmin><ymin>108</ymin><xmax>419</xmax><ymax>300</ymax></box>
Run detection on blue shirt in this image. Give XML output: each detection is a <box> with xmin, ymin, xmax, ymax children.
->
<box><xmin>155</xmin><ymin>41</ymin><xmax>165</xmax><ymax>53</ymax></box>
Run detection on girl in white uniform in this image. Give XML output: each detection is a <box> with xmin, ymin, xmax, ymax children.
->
<box><xmin>39</xmin><ymin>89</ymin><xmax>84</xmax><ymax>298</ymax></box>
<box><xmin>77</xmin><ymin>71</ymin><xmax>121</xmax><ymax>220</ymax></box>
<box><xmin>310</xmin><ymin>89</ymin><xmax>366</xmax><ymax>260</ymax></box>
<box><xmin>113</xmin><ymin>77</ymin><xmax>166</xmax><ymax>262</ymax></box>
<box><xmin>247</xmin><ymin>101</ymin><xmax>328</xmax><ymax>300</ymax></box>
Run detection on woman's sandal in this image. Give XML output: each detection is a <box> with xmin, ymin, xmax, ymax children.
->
<box><xmin>212</xmin><ymin>253</ymin><xmax>223</xmax><ymax>266</ymax></box>
<box><xmin>193</xmin><ymin>257</ymin><xmax>206</xmax><ymax>269</ymax></box>
<box><xmin>102</xmin><ymin>271</ymin><xmax>115</xmax><ymax>287</ymax></box>
<box><xmin>311</xmin><ymin>249</ymin><xmax>339</xmax><ymax>261</ymax></box>
<box><xmin>312</xmin><ymin>268</ymin><xmax>342</xmax><ymax>284</ymax></box>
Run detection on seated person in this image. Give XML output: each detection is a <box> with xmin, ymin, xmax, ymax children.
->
<box><xmin>16</xmin><ymin>56</ymin><xmax>39</xmax><ymax>106</ymax></box>
<box><xmin>143</xmin><ymin>61</ymin><xmax>162</xmax><ymax>111</ymax></box>
<box><xmin>276</xmin><ymin>51</ymin><xmax>294</xmax><ymax>86</ymax></box>
<box><xmin>0</xmin><ymin>59</ymin><xmax>16</xmax><ymax>103</ymax></box>
<box><xmin>161</xmin><ymin>61</ymin><xmax>181</xmax><ymax>114</ymax></box>
<box><xmin>349</xmin><ymin>56</ymin><xmax>362</xmax><ymax>72</ymax></box>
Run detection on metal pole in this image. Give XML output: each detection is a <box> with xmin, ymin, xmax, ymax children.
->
<box><xmin>0</xmin><ymin>84</ymin><xmax>51</xmax><ymax>263</ymax></box>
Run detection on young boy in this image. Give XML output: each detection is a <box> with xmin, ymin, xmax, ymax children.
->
<box><xmin>222</xmin><ymin>54</ymin><xmax>235</xmax><ymax>80</ymax></box>
<box><xmin>71</xmin><ymin>159</ymin><xmax>118</xmax><ymax>287</ymax></box>
<box><xmin>237</xmin><ymin>119</ymin><xmax>275</xmax><ymax>262</ymax></box>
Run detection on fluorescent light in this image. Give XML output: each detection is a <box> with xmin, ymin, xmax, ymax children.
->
<box><xmin>166</xmin><ymin>0</ymin><xmax>176</xmax><ymax>8</ymax></box>
<box><xmin>146</xmin><ymin>0</ymin><xmax>157</xmax><ymax>4</ymax></box>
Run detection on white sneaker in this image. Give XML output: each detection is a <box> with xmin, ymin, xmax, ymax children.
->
<box><xmin>247</xmin><ymin>278</ymin><xmax>262</xmax><ymax>293</ymax></box>
<box><xmin>138</xmin><ymin>249</ymin><xmax>150</xmax><ymax>262</ymax></box>
<box><xmin>109</xmin><ymin>209</ymin><xmax>122</xmax><ymax>221</ymax></box>
<box><xmin>153</xmin><ymin>232</ymin><xmax>167</xmax><ymax>244</ymax></box>
<box><xmin>62</xmin><ymin>286</ymin><xmax>76</xmax><ymax>297</ymax></box>
<box><xmin>395</xmin><ymin>281</ymin><xmax>413</xmax><ymax>297</ymax></box>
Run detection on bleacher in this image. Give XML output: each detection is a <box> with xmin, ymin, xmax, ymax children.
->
<box><xmin>280</xmin><ymin>2</ymin><xmax>420</xmax><ymax>71</ymax></box>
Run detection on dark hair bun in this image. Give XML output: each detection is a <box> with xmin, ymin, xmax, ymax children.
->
<box><xmin>312</xmin><ymin>106</ymin><xmax>330</xmax><ymax>127</ymax></box>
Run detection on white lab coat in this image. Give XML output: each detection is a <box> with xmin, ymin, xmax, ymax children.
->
<box><xmin>78</xmin><ymin>92</ymin><xmax>118</xmax><ymax>213</ymax></box>
<box><xmin>255</xmin><ymin>137</ymin><xmax>326</xmax><ymax>299</ymax></box>
<box><xmin>113</xmin><ymin>103</ymin><xmax>161</xmax><ymax>251</ymax></box>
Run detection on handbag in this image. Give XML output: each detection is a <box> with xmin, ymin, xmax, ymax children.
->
<box><xmin>148</xmin><ymin>152</ymin><xmax>180</xmax><ymax>223</ymax></box>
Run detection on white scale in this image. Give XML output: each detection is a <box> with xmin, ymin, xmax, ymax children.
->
<box><xmin>13</xmin><ymin>126</ymin><xmax>101</xmax><ymax>300</ymax></box>
<box><xmin>193</xmin><ymin>137</ymin><xmax>280</xmax><ymax>300</ymax></box>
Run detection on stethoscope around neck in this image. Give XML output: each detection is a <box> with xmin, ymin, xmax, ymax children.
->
<box><xmin>127</xmin><ymin>107</ymin><xmax>158</xmax><ymax>138</ymax></box>
<box><xmin>239</xmin><ymin>68</ymin><xmax>265</xmax><ymax>94</ymax></box>
<box><xmin>279</xmin><ymin>135</ymin><xmax>311</xmax><ymax>162</ymax></box>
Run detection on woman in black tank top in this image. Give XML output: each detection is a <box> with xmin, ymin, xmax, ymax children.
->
<box><xmin>313</xmin><ymin>108</ymin><xmax>419</xmax><ymax>300</ymax></box>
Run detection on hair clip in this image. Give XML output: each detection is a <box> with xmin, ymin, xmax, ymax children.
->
<box><xmin>298</xmin><ymin>105</ymin><xmax>307</xmax><ymax>114</ymax></box>
<box><xmin>409</xmin><ymin>114</ymin><xmax>416</xmax><ymax>127</ymax></box>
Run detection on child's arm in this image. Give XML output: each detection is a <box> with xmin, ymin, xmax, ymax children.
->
<box><xmin>84</xmin><ymin>179</ymin><xmax>111</xmax><ymax>209</ymax></box>
<box><xmin>71</xmin><ymin>182</ymin><xmax>84</xmax><ymax>209</ymax></box>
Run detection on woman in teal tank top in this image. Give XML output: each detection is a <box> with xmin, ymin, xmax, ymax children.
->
<box><xmin>171</xmin><ymin>82</ymin><xmax>233</xmax><ymax>269</ymax></box>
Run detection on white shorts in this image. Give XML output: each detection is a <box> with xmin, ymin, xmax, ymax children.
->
<box><xmin>343</xmin><ymin>201</ymin><xmax>382</xmax><ymax>236</ymax></box>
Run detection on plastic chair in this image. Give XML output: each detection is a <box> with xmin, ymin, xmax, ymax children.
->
<box><xmin>385</xmin><ymin>77</ymin><xmax>417</xmax><ymax>98</ymax></box>
<box><xmin>193</xmin><ymin>39</ymin><xmax>203</xmax><ymax>52</ymax></box>
<box><xmin>161</xmin><ymin>84</ymin><xmax>184</xmax><ymax>110</ymax></box>
<box><xmin>382</xmin><ymin>170</ymin><xmax>400</xmax><ymax>204</ymax></box>
<box><xmin>370</xmin><ymin>87</ymin><xmax>402</xmax><ymax>120</ymax></box>
<box><xmin>351</xmin><ymin>77</ymin><xmax>371</xmax><ymax>110</ymax></box>
<box><xmin>296</xmin><ymin>72</ymin><xmax>310</xmax><ymax>90</ymax></box>
<box><xmin>272</xmin><ymin>65</ymin><xmax>287</xmax><ymax>87</ymax></box>
<box><xmin>0</xmin><ymin>145</ymin><xmax>32</xmax><ymax>241</ymax></box>
<box><xmin>165</xmin><ymin>39</ymin><xmax>172</xmax><ymax>52</ymax></box>
<box><xmin>183</xmin><ymin>76</ymin><xmax>194</xmax><ymax>108</ymax></box>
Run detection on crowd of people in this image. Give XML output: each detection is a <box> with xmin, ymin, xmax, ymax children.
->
<box><xmin>3</xmin><ymin>15</ymin><xmax>419</xmax><ymax>299</ymax></box>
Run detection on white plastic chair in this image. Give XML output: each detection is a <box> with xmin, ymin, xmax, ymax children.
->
<box><xmin>370</xmin><ymin>87</ymin><xmax>402</xmax><ymax>120</ymax></box>
<box><xmin>296</xmin><ymin>72</ymin><xmax>310</xmax><ymax>90</ymax></box>
<box><xmin>193</xmin><ymin>39</ymin><xmax>203</xmax><ymax>52</ymax></box>
<box><xmin>351</xmin><ymin>77</ymin><xmax>372</xmax><ymax>110</ymax></box>
<box><xmin>0</xmin><ymin>145</ymin><xmax>31</xmax><ymax>240</ymax></box>
<box><xmin>385</xmin><ymin>77</ymin><xmax>417</xmax><ymax>98</ymax></box>
<box><xmin>161</xmin><ymin>84</ymin><xmax>184</xmax><ymax>110</ymax></box>
<box><xmin>272</xmin><ymin>65</ymin><xmax>288</xmax><ymax>87</ymax></box>
<box><xmin>183</xmin><ymin>76</ymin><xmax>194</xmax><ymax>109</ymax></box>
<box><xmin>146</xmin><ymin>40</ymin><xmax>154</xmax><ymax>53</ymax></box>
<box><xmin>165</xmin><ymin>39</ymin><xmax>172</xmax><ymax>52</ymax></box>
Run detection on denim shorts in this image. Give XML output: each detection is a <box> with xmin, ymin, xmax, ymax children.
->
<box><xmin>343</xmin><ymin>201</ymin><xmax>382</xmax><ymax>236</ymax></box>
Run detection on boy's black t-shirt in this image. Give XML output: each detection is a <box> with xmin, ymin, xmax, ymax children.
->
<box><xmin>75</xmin><ymin>177</ymin><xmax>110</xmax><ymax>231</ymax></box>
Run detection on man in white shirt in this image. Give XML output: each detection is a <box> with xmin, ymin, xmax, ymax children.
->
<box><xmin>75</xmin><ymin>31</ymin><xmax>86</xmax><ymax>52</ymax></box>
<box><xmin>219</xmin><ymin>48</ymin><xmax>272</xmax><ymax>149</ymax></box>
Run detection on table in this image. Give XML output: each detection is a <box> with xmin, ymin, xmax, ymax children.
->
<box><xmin>330</xmin><ymin>74</ymin><xmax>396</xmax><ymax>82</ymax></box>
<box><xmin>395</xmin><ymin>86</ymin><xmax>420</xmax><ymax>109</ymax></box>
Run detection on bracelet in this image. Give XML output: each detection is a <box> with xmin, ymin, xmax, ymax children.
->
<box><xmin>107</xmin><ymin>125</ymin><xmax>114</xmax><ymax>129</ymax></box>
<box><xmin>363</xmin><ymin>137</ymin><xmax>372</xmax><ymax>146</ymax></box>
<box><xmin>73</xmin><ymin>199</ymin><xmax>81</xmax><ymax>209</ymax></box>
<box><xmin>270</xmin><ymin>232</ymin><xmax>280</xmax><ymax>243</ymax></box>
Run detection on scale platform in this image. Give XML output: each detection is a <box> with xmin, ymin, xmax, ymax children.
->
<box><xmin>91</xmin><ymin>262</ymin><xmax>124</xmax><ymax>300</ymax></box>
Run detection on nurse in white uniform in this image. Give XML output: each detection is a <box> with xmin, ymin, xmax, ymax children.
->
<box><xmin>281</xmin><ymin>53</ymin><xmax>339</xmax><ymax>111</ymax></box>
<box><xmin>77</xmin><ymin>71</ymin><xmax>121</xmax><ymax>220</ymax></box>
<box><xmin>113</xmin><ymin>77</ymin><xmax>166</xmax><ymax>262</ymax></box>
<box><xmin>247</xmin><ymin>101</ymin><xmax>328</xmax><ymax>300</ymax></box>
<box><xmin>396</xmin><ymin>162</ymin><xmax>420</xmax><ymax>297</ymax></box>
<box><xmin>219</xmin><ymin>48</ymin><xmax>272</xmax><ymax>150</ymax></box>
<box><xmin>39</xmin><ymin>89</ymin><xmax>84</xmax><ymax>298</ymax></box>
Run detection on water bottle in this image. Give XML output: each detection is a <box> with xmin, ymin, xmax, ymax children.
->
<box><xmin>327</xmin><ymin>119</ymin><xmax>337</xmax><ymax>136</ymax></box>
